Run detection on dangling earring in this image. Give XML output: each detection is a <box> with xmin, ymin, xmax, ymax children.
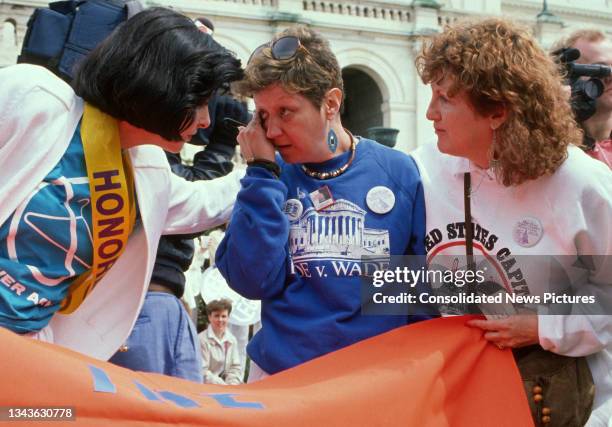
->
<box><xmin>327</xmin><ymin>128</ymin><xmax>338</xmax><ymax>153</ymax></box>
<box><xmin>489</xmin><ymin>129</ymin><xmax>499</xmax><ymax>171</ymax></box>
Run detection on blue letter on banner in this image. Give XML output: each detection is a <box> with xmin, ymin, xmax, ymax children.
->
<box><xmin>208</xmin><ymin>394</ymin><xmax>264</xmax><ymax>409</ymax></box>
<box><xmin>157</xmin><ymin>391</ymin><xmax>199</xmax><ymax>408</ymax></box>
<box><xmin>89</xmin><ymin>365</ymin><xmax>116</xmax><ymax>393</ymax></box>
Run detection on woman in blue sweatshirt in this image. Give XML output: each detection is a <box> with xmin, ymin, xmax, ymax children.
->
<box><xmin>216</xmin><ymin>25</ymin><xmax>430</xmax><ymax>381</ymax></box>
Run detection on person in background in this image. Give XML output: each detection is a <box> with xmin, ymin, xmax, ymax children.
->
<box><xmin>199</xmin><ymin>298</ymin><xmax>243</xmax><ymax>385</ymax></box>
<box><xmin>109</xmin><ymin>89</ymin><xmax>248</xmax><ymax>382</ymax></box>
<box><xmin>0</xmin><ymin>8</ymin><xmax>244</xmax><ymax>360</ymax></box>
<box><xmin>554</xmin><ymin>29</ymin><xmax>612</xmax><ymax>168</ymax></box>
<box><xmin>194</xmin><ymin>16</ymin><xmax>215</xmax><ymax>36</ymax></box>
<box><xmin>110</xmin><ymin>16</ymin><xmax>249</xmax><ymax>382</ymax></box>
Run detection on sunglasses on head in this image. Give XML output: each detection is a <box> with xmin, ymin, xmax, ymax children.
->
<box><xmin>247</xmin><ymin>36</ymin><xmax>309</xmax><ymax>64</ymax></box>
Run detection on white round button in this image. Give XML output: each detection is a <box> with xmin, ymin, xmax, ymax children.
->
<box><xmin>283</xmin><ymin>198</ymin><xmax>303</xmax><ymax>221</ymax></box>
<box><xmin>366</xmin><ymin>186</ymin><xmax>395</xmax><ymax>214</ymax></box>
<box><xmin>512</xmin><ymin>216</ymin><xmax>544</xmax><ymax>248</ymax></box>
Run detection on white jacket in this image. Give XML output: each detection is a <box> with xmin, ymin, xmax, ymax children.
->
<box><xmin>199</xmin><ymin>326</ymin><xmax>243</xmax><ymax>385</ymax></box>
<box><xmin>0</xmin><ymin>64</ymin><xmax>243</xmax><ymax>360</ymax></box>
<box><xmin>413</xmin><ymin>142</ymin><xmax>612</xmax><ymax>424</ymax></box>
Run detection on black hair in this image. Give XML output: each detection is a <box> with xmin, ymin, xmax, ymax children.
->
<box><xmin>73</xmin><ymin>7</ymin><xmax>243</xmax><ymax>141</ymax></box>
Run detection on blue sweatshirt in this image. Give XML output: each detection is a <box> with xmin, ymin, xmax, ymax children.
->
<box><xmin>216</xmin><ymin>139</ymin><xmax>427</xmax><ymax>374</ymax></box>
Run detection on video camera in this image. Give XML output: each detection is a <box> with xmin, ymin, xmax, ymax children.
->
<box><xmin>554</xmin><ymin>48</ymin><xmax>611</xmax><ymax>122</ymax></box>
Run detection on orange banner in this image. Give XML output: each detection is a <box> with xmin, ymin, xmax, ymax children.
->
<box><xmin>1</xmin><ymin>316</ymin><xmax>532</xmax><ymax>426</ymax></box>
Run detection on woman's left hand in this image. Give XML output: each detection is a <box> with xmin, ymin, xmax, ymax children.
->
<box><xmin>466</xmin><ymin>315</ymin><xmax>539</xmax><ymax>349</ymax></box>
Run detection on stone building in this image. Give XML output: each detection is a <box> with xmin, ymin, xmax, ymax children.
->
<box><xmin>1</xmin><ymin>0</ymin><xmax>611</xmax><ymax>152</ymax></box>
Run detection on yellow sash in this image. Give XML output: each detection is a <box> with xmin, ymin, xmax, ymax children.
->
<box><xmin>59</xmin><ymin>103</ymin><xmax>136</xmax><ymax>314</ymax></box>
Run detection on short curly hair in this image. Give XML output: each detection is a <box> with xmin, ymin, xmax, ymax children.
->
<box><xmin>234</xmin><ymin>25</ymin><xmax>343</xmax><ymax>109</ymax></box>
<box><xmin>416</xmin><ymin>18</ymin><xmax>582</xmax><ymax>186</ymax></box>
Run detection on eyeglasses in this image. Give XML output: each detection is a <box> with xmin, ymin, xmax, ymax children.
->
<box><xmin>247</xmin><ymin>36</ymin><xmax>310</xmax><ymax>64</ymax></box>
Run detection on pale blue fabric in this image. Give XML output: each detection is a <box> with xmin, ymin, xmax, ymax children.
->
<box><xmin>109</xmin><ymin>292</ymin><xmax>203</xmax><ymax>382</ymax></box>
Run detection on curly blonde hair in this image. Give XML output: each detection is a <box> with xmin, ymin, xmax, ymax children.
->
<box><xmin>416</xmin><ymin>18</ymin><xmax>582</xmax><ymax>186</ymax></box>
<box><xmin>234</xmin><ymin>25</ymin><xmax>343</xmax><ymax>108</ymax></box>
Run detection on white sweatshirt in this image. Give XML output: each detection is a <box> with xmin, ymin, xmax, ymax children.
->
<box><xmin>413</xmin><ymin>142</ymin><xmax>612</xmax><ymax>425</ymax></box>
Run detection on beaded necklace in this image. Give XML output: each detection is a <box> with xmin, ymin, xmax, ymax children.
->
<box><xmin>301</xmin><ymin>130</ymin><xmax>357</xmax><ymax>180</ymax></box>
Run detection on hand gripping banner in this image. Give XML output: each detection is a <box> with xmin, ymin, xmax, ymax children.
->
<box><xmin>0</xmin><ymin>316</ymin><xmax>532</xmax><ymax>426</ymax></box>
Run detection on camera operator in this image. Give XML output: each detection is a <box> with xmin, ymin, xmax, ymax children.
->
<box><xmin>109</xmin><ymin>92</ymin><xmax>249</xmax><ymax>382</ymax></box>
<box><xmin>109</xmin><ymin>18</ymin><xmax>250</xmax><ymax>382</ymax></box>
<box><xmin>555</xmin><ymin>30</ymin><xmax>612</xmax><ymax>168</ymax></box>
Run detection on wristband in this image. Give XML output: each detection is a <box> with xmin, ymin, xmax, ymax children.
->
<box><xmin>247</xmin><ymin>158</ymin><xmax>281</xmax><ymax>178</ymax></box>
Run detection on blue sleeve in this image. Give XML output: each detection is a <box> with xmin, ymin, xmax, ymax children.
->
<box><xmin>406</xmin><ymin>179</ymin><xmax>426</xmax><ymax>256</ymax></box>
<box><xmin>405</xmin><ymin>155</ymin><xmax>437</xmax><ymax>317</ymax></box>
<box><xmin>215</xmin><ymin>166</ymin><xmax>291</xmax><ymax>300</ymax></box>
<box><xmin>166</xmin><ymin>145</ymin><xmax>235</xmax><ymax>182</ymax></box>
<box><xmin>397</xmin><ymin>154</ymin><xmax>426</xmax><ymax>256</ymax></box>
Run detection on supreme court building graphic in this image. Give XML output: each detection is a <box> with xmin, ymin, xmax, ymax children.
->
<box><xmin>289</xmin><ymin>199</ymin><xmax>390</xmax><ymax>263</ymax></box>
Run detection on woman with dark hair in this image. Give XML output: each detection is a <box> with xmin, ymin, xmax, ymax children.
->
<box><xmin>72</xmin><ymin>7</ymin><xmax>240</xmax><ymax>143</ymax></box>
<box><xmin>412</xmin><ymin>18</ymin><xmax>612</xmax><ymax>425</ymax></box>
<box><xmin>0</xmin><ymin>7</ymin><xmax>244</xmax><ymax>360</ymax></box>
<box><xmin>216</xmin><ymin>25</ymin><xmax>431</xmax><ymax>382</ymax></box>
<box><xmin>198</xmin><ymin>298</ymin><xmax>243</xmax><ymax>385</ymax></box>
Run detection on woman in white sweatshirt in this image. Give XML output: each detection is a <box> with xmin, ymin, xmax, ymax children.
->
<box><xmin>412</xmin><ymin>18</ymin><xmax>612</xmax><ymax>426</ymax></box>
